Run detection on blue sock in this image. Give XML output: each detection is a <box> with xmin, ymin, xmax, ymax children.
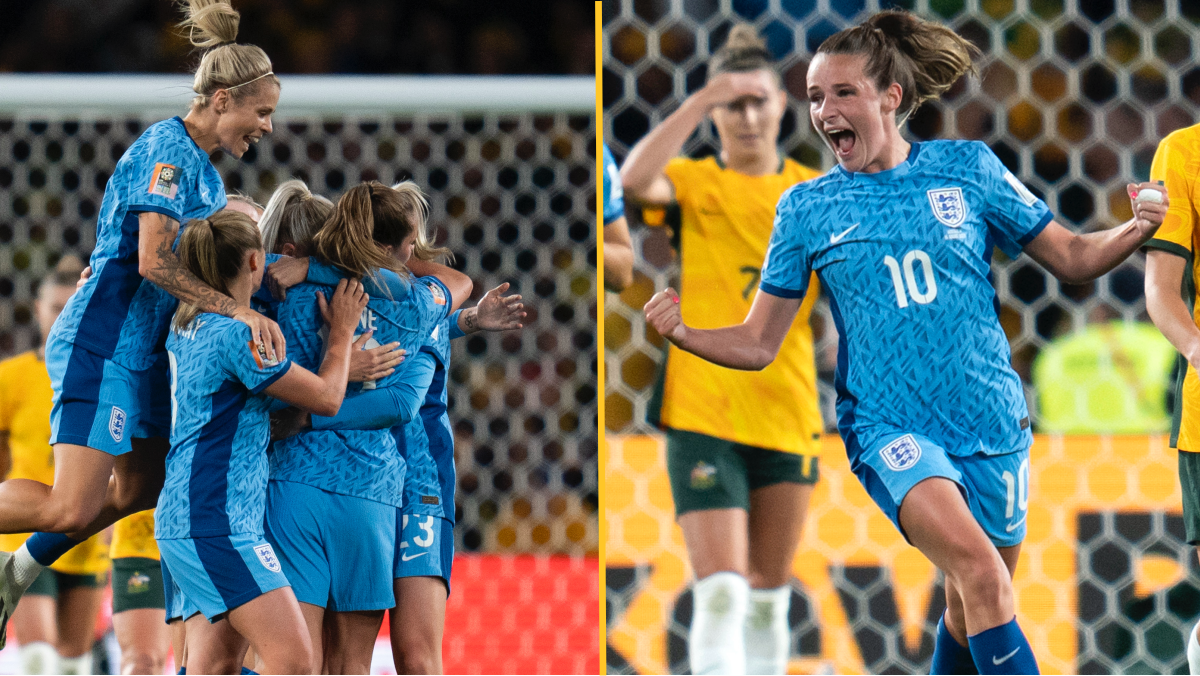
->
<box><xmin>240</xmin><ymin>669</ymin><xmax>257</xmax><ymax>675</ymax></box>
<box><xmin>24</xmin><ymin>532</ymin><xmax>81</xmax><ymax>567</ymax></box>
<box><xmin>931</xmin><ymin>613</ymin><xmax>977</xmax><ymax>674</ymax></box>
<box><xmin>177</xmin><ymin>669</ymin><xmax>186</xmax><ymax>675</ymax></box>
<box><xmin>967</xmin><ymin>617</ymin><xmax>1039</xmax><ymax>675</ymax></box>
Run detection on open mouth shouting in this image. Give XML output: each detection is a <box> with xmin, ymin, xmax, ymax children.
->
<box><xmin>826</xmin><ymin>128</ymin><xmax>856</xmax><ymax>158</ymax></box>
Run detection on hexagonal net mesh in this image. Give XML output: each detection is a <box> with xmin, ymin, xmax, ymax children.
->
<box><xmin>0</xmin><ymin>105</ymin><xmax>598</xmax><ymax>559</ymax></box>
<box><xmin>604</xmin><ymin>0</ymin><xmax>1200</xmax><ymax>673</ymax></box>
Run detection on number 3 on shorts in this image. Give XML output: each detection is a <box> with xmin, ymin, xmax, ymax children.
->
<box><xmin>1002</xmin><ymin>458</ymin><xmax>1030</xmax><ymax>520</ymax></box>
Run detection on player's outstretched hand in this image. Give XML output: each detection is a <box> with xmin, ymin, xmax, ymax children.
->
<box><xmin>232</xmin><ymin>306</ymin><xmax>286</xmax><ymax>362</ymax></box>
<box><xmin>319</xmin><ymin>278</ymin><xmax>368</xmax><ymax>336</ymax></box>
<box><xmin>266</xmin><ymin>256</ymin><xmax>310</xmax><ymax>301</ymax></box>
<box><xmin>475</xmin><ymin>282</ymin><xmax>526</xmax><ymax>331</ymax></box>
<box><xmin>644</xmin><ymin>288</ymin><xmax>687</xmax><ymax>345</ymax></box>
<box><xmin>1128</xmin><ymin>181</ymin><xmax>1170</xmax><ymax>239</ymax></box>
<box><xmin>348</xmin><ymin>332</ymin><xmax>406</xmax><ymax>382</ymax></box>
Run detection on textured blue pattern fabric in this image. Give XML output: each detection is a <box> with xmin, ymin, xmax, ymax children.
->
<box><xmin>52</xmin><ymin>117</ymin><xmax>226</xmax><ymax>370</ymax></box>
<box><xmin>158</xmin><ymin>314</ymin><xmax>291</xmax><ymax>539</ymax></box>
<box><xmin>603</xmin><ymin>143</ymin><xmax>625</xmax><ymax>225</ymax></box>
<box><xmin>269</xmin><ymin>275</ymin><xmax>450</xmax><ymax>507</ymax></box>
<box><xmin>395</xmin><ymin>310</ymin><xmax>455</xmax><ymax>522</ymax></box>
<box><xmin>761</xmin><ymin>140</ymin><xmax>1052</xmax><ymax>461</ymax></box>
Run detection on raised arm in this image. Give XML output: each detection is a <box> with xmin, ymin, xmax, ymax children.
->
<box><xmin>455</xmin><ymin>283</ymin><xmax>525</xmax><ymax>335</ymax></box>
<box><xmin>138</xmin><ymin>211</ymin><xmax>286</xmax><ymax>359</ymax></box>
<box><xmin>643</xmin><ymin>287</ymin><xmax>801</xmax><ymax>371</ymax></box>
<box><xmin>621</xmin><ymin>71</ymin><xmax>775</xmax><ymax>205</ymax></box>
<box><xmin>1146</xmin><ymin>250</ymin><xmax>1200</xmax><ymax>367</ymax></box>
<box><xmin>263</xmin><ymin>278</ymin><xmax>368</xmax><ymax>416</ymax></box>
<box><xmin>1023</xmin><ymin>182</ymin><xmax>1168</xmax><ymax>284</ymax></box>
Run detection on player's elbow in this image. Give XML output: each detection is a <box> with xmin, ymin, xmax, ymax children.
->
<box><xmin>605</xmin><ymin>260</ymin><xmax>633</xmax><ymax>292</ymax></box>
<box><xmin>312</xmin><ymin>391</ymin><xmax>343</xmax><ymax>418</ymax></box>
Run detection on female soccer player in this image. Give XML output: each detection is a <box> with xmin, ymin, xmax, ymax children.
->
<box><xmin>158</xmin><ymin>209</ymin><xmax>365</xmax><ymax>674</ymax></box>
<box><xmin>0</xmin><ymin>257</ymin><xmax>109</xmax><ymax>676</ymax></box>
<box><xmin>0</xmin><ymin>0</ymin><xmax>283</xmax><ymax>644</ymax></box>
<box><xmin>645</xmin><ymin>11</ymin><xmax>1167</xmax><ymax>675</ymax></box>
<box><xmin>621</xmin><ymin>25</ymin><xmax>823</xmax><ymax>675</ymax></box>
<box><xmin>1142</xmin><ymin>124</ymin><xmax>1200</xmax><ymax>674</ymax></box>
<box><xmin>262</xmin><ymin>181</ymin><xmax>469</xmax><ymax>674</ymax></box>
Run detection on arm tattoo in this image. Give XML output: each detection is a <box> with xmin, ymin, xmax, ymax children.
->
<box><xmin>144</xmin><ymin>216</ymin><xmax>239</xmax><ymax>316</ymax></box>
<box><xmin>463</xmin><ymin>307</ymin><xmax>478</xmax><ymax>331</ymax></box>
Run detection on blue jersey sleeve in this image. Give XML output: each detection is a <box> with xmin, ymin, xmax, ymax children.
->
<box><xmin>413</xmin><ymin>276</ymin><xmax>453</xmax><ymax>327</ymax></box>
<box><xmin>219</xmin><ymin>324</ymin><xmax>292</xmax><ymax>394</ymax></box>
<box><xmin>448</xmin><ymin>309</ymin><xmax>465</xmax><ymax>340</ymax></box>
<box><xmin>976</xmin><ymin>142</ymin><xmax>1054</xmax><ymax>258</ymax></box>
<box><xmin>310</xmin><ymin>351</ymin><xmax>436</xmax><ymax>430</ymax></box>
<box><xmin>123</xmin><ymin>125</ymin><xmax>197</xmax><ymax>223</ymax></box>
<box><xmin>603</xmin><ymin>144</ymin><xmax>625</xmax><ymax>225</ymax></box>
<box><xmin>306</xmin><ymin>259</ymin><xmax>412</xmax><ymax>301</ymax></box>
<box><xmin>759</xmin><ymin>191</ymin><xmax>812</xmax><ymax>299</ymax></box>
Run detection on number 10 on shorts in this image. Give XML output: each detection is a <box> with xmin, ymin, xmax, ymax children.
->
<box><xmin>1003</xmin><ymin>458</ymin><xmax>1030</xmax><ymax>519</ymax></box>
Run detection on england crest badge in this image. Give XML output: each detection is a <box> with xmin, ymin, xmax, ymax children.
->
<box><xmin>880</xmin><ymin>434</ymin><xmax>921</xmax><ymax>471</ymax></box>
<box><xmin>927</xmin><ymin>187</ymin><xmax>966</xmax><ymax>227</ymax></box>
<box><xmin>109</xmin><ymin>406</ymin><xmax>126</xmax><ymax>443</ymax></box>
<box><xmin>254</xmin><ymin>544</ymin><xmax>281</xmax><ymax>573</ymax></box>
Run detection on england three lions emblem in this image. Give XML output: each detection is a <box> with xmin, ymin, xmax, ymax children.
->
<box><xmin>927</xmin><ymin>187</ymin><xmax>966</xmax><ymax>227</ymax></box>
<box><xmin>880</xmin><ymin>434</ymin><xmax>922</xmax><ymax>471</ymax></box>
<box><xmin>253</xmin><ymin>544</ymin><xmax>281</xmax><ymax>573</ymax></box>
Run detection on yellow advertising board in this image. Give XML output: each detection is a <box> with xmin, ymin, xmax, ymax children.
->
<box><xmin>606</xmin><ymin>434</ymin><xmax>1192</xmax><ymax>675</ymax></box>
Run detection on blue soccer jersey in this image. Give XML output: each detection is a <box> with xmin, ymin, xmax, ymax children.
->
<box><xmin>394</xmin><ymin>312</ymin><xmax>455</xmax><ymax>521</ymax></box>
<box><xmin>603</xmin><ymin>143</ymin><xmax>625</xmax><ymax>225</ymax></box>
<box><xmin>52</xmin><ymin>117</ymin><xmax>226</xmax><ymax>370</ymax></box>
<box><xmin>761</xmin><ymin>140</ymin><xmax>1052</xmax><ymax>459</ymax></box>
<box><xmin>269</xmin><ymin>274</ymin><xmax>452</xmax><ymax>507</ymax></box>
<box><xmin>157</xmin><ymin>315</ymin><xmax>292</xmax><ymax>539</ymax></box>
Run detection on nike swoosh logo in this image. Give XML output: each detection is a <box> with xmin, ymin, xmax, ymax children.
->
<box><xmin>401</xmin><ymin>551</ymin><xmax>429</xmax><ymax>562</ymax></box>
<box><xmin>1005</xmin><ymin>514</ymin><xmax>1027</xmax><ymax>532</ymax></box>
<box><xmin>830</xmin><ymin>223</ymin><xmax>859</xmax><ymax>244</ymax></box>
<box><xmin>993</xmin><ymin>647</ymin><xmax>1020</xmax><ymax>665</ymax></box>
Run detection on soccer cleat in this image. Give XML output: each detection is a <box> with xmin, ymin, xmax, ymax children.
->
<box><xmin>0</xmin><ymin>550</ymin><xmax>29</xmax><ymax>650</ymax></box>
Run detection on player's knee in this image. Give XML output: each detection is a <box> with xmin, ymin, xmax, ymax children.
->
<box><xmin>46</xmin><ymin>501</ymin><xmax>98</xmax><ymax>533</ymax></box>
<box><xmin>121</xmin><ymin>652</ymin><xmax>164</xmax><ymax>676</ymax></box>
<box><xmin>394</xmin><ymin>638</ymin><xmax>439</xmax><ymax>675</ymax></box>
<box><xmin>957</xmin><ymin>556</ymin><xmax>1011</xmax><ymax>608</ymax></box>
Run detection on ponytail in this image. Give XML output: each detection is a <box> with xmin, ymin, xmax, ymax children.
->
<box><xmin>259</xmin><ymin>179</ymin><xmax>333</xmax><ymax>254</ymax></box>
<box><xmin>818</xmin><ymin>10</ymin><xmax>978</xmax><ymax>123</ymax></box>
<box><xmin>391</xmin><ymin>180</ymin><xmax>450</xmax><ymax>263</ymax></box>
<box><xmin>312</xmin><ymin>183</ymin><xmax>401</xmax><ymax>282</ymax></box>
<box><xmin>178</xmin><ymin>0</ymin><xmax>279</xmax><ymax>109</ymax></box>
<box><xmin>173</xmin><ymin>210</ymin><xmax>263</xmax><ymax>330</ymax></box>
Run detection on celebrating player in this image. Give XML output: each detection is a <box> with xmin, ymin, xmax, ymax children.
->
<box><xmin>644</xmin><ymin>11</ymin><xmax>1168</xmax><ymax>675</ymax></box>
<box><xmin>602</xmin><ymin>144</ymin><xmax>634</xmax><ymax>292</ymax></box>
<box><xmin>157</xmin><ymin>209</ymin><xmax>365</xmax><ymax>673</ymax></box>
<box><xmin>621</xmin><ymin>25</ymin><xmax>823</xmax><ymax>675</ymax></box>
<box><xmin>1142</xmin><ymin>124</ymin><xmax>1200</xmax><ymax>674</ymax></box>
<box><xmin>0</xmin><ymin>0</ymin><xmax>282</xmax><ymax>645</ymax></box>
<box><xmin>0</xmin><ymin>257</ymin><xmax>109</xmax><ymax>676</ymax></box>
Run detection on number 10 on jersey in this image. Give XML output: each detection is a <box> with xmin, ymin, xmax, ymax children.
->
<box><xmin>883</xmin><ymin>250</ymin><xmax>938</xmax><ymax>308</ymax></box>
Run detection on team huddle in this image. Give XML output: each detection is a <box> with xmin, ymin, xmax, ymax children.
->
<box><xmin>614</xmin><ymin>8</ymin><xmax>1193</xmax><ymax>676</ymax></box>
<box><xmin>0</xmin><ymin>0</ymin><xmax>525</xmax><ymax>674</ymax></box>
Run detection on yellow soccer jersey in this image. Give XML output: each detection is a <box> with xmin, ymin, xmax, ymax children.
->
<box><xmin>0</xmin><ymin>351</ymin><xmax>108</xmax><ymax>576</ymax></box>
<box><xmin>650</xmin><ymin>156</ymin><xmax>824</xmax><ymax>455</ymax></box>
<box><xmin>1146</xmin><ymin>122</ymin><xmax>1200</xmax><ymax>452</ymax></box>
<box><xmin>111</xmin><ymin>510</ymin><xmax>160</xmax><ymax>561</ymax></box>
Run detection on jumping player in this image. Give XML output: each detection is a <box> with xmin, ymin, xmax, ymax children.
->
<box><xmin>621</xmin><ymin>25</ymin><xmax>823</xmax><ymax>675</ymax></box>
<box><xmin>644</xmin><ymin>11</ymin><xmax>1167</xmax><ymax>675</ymax></box>
<box><xmin>0</xmin><ymin>0</ymin><xmax>282</xmax><ymax>645</ymax></box>
<box><xmin>0</xmin><ymin>257</ymin><xmax>109</xmax><ymax>676</ymax></box>
<box><xmin>157</xmin><ymin>209</ymin><xmax>365</xmax><ymax>673</ymax></box>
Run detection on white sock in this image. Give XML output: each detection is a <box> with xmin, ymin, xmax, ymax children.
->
<box><xmin>1188</xmin><ymin>618</ymin><xmax>1200</xmax><ymax>675</ymax></box>
<box><xmin>19</xmin><ymin>641</ymin><xmax>57</xmax><ymax>674</ymax></box>
<box><xmin>12</xmin><ymin>544</ymin><xmax>46</xmax><ymax>591</ymax></box>
<box><xmin>690</xmin><ymin>572</ymin><xmax>749</xmax><ymax>676</ymax></box>
<box><xmin>57</xmin><ymin>651</ymin><xmax>92</xmax><ymax>675</ymax></box>
<box><xmin>745</xmin><ymin>585</ymin><xmax>791</xmax><ymax>675</ymax></box>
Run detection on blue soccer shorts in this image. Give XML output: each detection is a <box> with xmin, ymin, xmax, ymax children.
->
<box><xmin>47</xmin><ymin>336</ymin><xmax>170</xmax><ymax>456</ymax></box>
<box><xmin>393</xmin><ymin>512</ymin><xmax>454</xmax><ymax>593</ymax></box>
<box><xmin>850</xmin><ymin>431</ymin><xmax>1030</xmax><ymax>548</ymax></box>
<box><xmin>157</xmin><ymin>533</ymin><xmax>290</xmax><ymax>622</ymax></box>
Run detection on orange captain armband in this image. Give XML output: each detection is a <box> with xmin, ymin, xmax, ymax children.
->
<box><xmin>641</xmin><ymin>205</ymin><xmax>667</xmax><ymax>227</ymax></box>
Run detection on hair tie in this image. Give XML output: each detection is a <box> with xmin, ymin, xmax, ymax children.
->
<box><xmin>226</xmin><ymin>71</ymin><xmax>275</xmax><ymax>91</ymax></box>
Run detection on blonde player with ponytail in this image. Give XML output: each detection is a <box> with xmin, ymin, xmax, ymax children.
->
<box><xmin>0</xmin><ymin>0</ymin><xmax>288</xmax><ymax>645</ymax></box>
<box><xmin>646</xmin><ymin>10</ymin><xmax>1167</xmax><ymax>675</ymax></box>
<box><xmin>622</xmin><ymin>25</ymin><xmax>823</xmax><ymax>675</ymax></box>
